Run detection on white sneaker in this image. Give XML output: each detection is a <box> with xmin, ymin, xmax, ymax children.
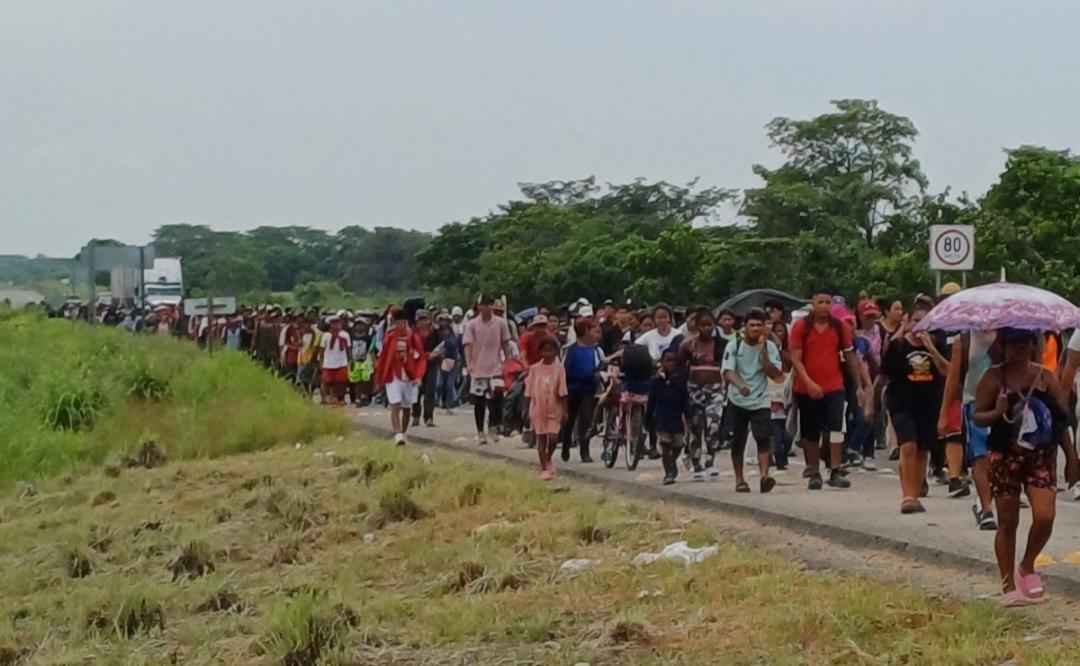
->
<box><xmin>862</xmin><ymin>458</ymin><xmax>877</xmax><ymax>471</ymax></box>
<box><xmin>477</xmin><ymin>432</ymin><xmax>488</xmax><ymax>446</ymax></box>
<box><xmin>444</xmin><ymin>408</ymin><xmax>455</xmax><ymax>416</ymax></box>
<box><xmin>393</xmin><ymin>433</ymin><xmax>406</xmax><ymax>446</ymax></box>
<box><xmin>487</xmin><ymin>426</ymin><xmax>500</xmax><ymax>443</ymax></box>
<box><xmin>705</xmin><ymin>466</ymin><xmax>721</xmax><ymax>480</ymax></box>
<box><xmin>691</xmin><ymin>470</ymin><xmax>706</xmax><ymax>482</ymax></box>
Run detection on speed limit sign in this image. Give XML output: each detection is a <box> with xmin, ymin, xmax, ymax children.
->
<box><xmin>929</xmin><ymin>225</ymin><xmax>974</xmax><ymax>271</ymax></box>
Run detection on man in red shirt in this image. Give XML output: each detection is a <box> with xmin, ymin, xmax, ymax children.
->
<box><xmin>790</xmin><ymin>289</ymin><xmax>868</xmax><ymax>490</ymax></box>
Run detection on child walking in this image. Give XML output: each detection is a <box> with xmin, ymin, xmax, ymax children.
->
<box><xmin>525</xmin><ymin>337</ymin><xmax>568</xmax><ymax>480</ymax></box>
<box><xmin>646</xmin><ymin>349</ymin><xmax>693</xmax><ymax>485</ymax></box>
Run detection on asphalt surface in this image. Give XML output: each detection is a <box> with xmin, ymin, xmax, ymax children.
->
<box><xmin>350</xmin><ymin>406</ymin><xmax>1080</xmax><ymax>596</ymax></box>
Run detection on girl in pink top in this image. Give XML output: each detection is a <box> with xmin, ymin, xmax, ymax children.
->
<box><xmin>525</xmin><ymin>336</ymin><xmax>568</xmax><ymax>480</ymax></box>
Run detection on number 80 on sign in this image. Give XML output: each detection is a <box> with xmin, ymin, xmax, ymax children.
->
<box><xmin>929</xmin><ymin>225</ymin><xmax>974</xmax><ymax>271</ymax></box>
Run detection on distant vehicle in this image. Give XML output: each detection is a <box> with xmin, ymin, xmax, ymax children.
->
<box><xmin>110</xmin><ymin>266</ymin><xmax>141</xmax><ymax>302</ymax></box>
<box><xmin>141</xmin><ymin>258</ymin><xmax>184</xmax><ymax>307</ymax></box>
<box><xmin>96</xmin><ymin>292</ymin><xmax>113</xmax><ymax>306</ymax></box>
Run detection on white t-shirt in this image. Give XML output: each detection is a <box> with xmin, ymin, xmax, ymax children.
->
<box><xmin>1068</xmin><ymin>329</ymin><xmax>1080</xmax><ymax>353</ymax></box>
<box><xmin>624</xmin><ymin>328</ymin><xmax>679</xmax><ymax>361</ymax></box>
<box><xmin>320</xmin><ymin>331</ymin><xmax>351</xmax><ymax>369</ymax></box>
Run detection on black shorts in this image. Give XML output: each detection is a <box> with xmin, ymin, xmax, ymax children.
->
<box><xmin>729</xmin><ymin>405</ymin><xmax>773</xmax><ymax>456</ymax></box>
<box><xmin>890</xmin><ymin>409</ymin><xmax>938</xmax><ymax>451</ymax></box>
<box><xmin>795</xmin><ymin>390</ymin><xmax>846</xmax><ymax>443</ymax></box>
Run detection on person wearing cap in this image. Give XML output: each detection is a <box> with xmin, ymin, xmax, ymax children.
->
<box><xmin>520</xmin><ymin>315</ymin><xmax>549</xmax><ymax>366</ymax></box>
<box><xmin>318</xmin><ymin>315</ymin><xmax>352</xmax><ymax>406</ymax></box>
<box><xmin>939</xmin><ymin>281</ymin><xmax>962</xmax><ymax>299</ymax></box>
<box><xmin>464</xmin><ymin>294</ymin><xmax>513</xmax><ymax>445</ymax></box>
<box><xmin>434</xmin><ymin>311</ymin><xmax>462</xmax><ymax>414</ymax></box>
<box><xmin>375</xmin><ymin>309</ymin><xmax>427</xmax><ymax>445</ymax></box>
<box><xmin>222</xmin><ymin>316</ymin><xmax>243</xmax><ymax>351</ymax></box>
<box><xmin>451</xmin><ymin>306</ymin><xmax>465</xmax><ymax>336</ymax></box>
<box><xmin>599</xmin><ymin>299</ymin><xmax>616</xmax><ymax>329</ymax></box>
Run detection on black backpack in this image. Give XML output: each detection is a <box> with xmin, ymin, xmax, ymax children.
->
<box><xmin>621</xmin><ymin>343</ymin><xmax>655</xmax><ymax>380</ymax></box>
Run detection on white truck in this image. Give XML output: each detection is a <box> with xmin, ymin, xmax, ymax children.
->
<box><xmin>141</xmin><ymin>258</ymin><xmax>184</xmax><ymax>307</ymax></box>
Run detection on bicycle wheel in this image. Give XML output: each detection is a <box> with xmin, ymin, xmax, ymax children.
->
<box><xmin>624</xmin><ymin>404</ymin><xmax>644</xmax><ymax>471</ymax></box>
<box><xmin>602</xmin><ymin>406</ymin><xmax>619</xmax><ymax>469</ymax></box>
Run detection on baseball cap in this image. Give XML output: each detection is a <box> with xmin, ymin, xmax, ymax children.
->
<box><xmin>451</xmin><ymin>306</ymin><xmax>464</xmax><ymax>317</ymax></box>
<box><xmin>940</xmin><ymin>281</ymin><xmax>962</xmax><ymax>297</ymax></box>
<box><xmin>531</xmin><ymin>314</ymin><xmax>549</xmax><ymax>327</ymax></box>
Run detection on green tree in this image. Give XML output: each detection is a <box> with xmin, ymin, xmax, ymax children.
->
<box><xmin>969</xmin><ymin>146</ymin><xmax>1080</xmax><ymax>299</ymax></box>
<box><xmin>205</xmin><ymin>255</ymin><xmax>268</xmax><ymax>295</ymax></box>
<box><xmin>744</xmin><ymin>99</ymin><xmax>928</xmax><ymax>246</ymax></box>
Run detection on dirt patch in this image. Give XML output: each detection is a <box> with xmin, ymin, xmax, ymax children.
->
<box><xmin>338</xmin><ymin>467</ymin><xmax>361</xmax><ymax>481</ymax></box>
<box><xmin>213</xmin><ymin>506</ymin><xmax>232</xmax><ymax>523</ymax></box>
<box><xmin>281</xmin><ymin>618</ymin><xmax>339</xmax><ymax>666</ymax></box>
<box><xmin>88</xmin><ymin>528</ymin><xmax>112</xmax><ymax>553</ymax></box>
<box><xmin>90</xmin><ymin>490</ymin><xmax>116</xmax><ymax>507</ymax></box>
<box><xmin>168</xmin><ymin>541</ymin><xmax>215</xmax><ymax>580</ymax></box>
<box><xmin>264</xmin><ymin>489</ymin><xmax>324</xmax><ymax>531</ymax></box>
<box><xmin>195</xmin><ymin>591</ymin><xmax>244</xmax><ymax>614</ymax></box>
<box><xmin>374</xmin><ymin>487</ymin><xmax>429</xmax><ymax>526</ymax></box>
<box><xmin>66</xmin><ymin>549</ymin><xmax>94</xmax><ymax>578</ymax></box>
<box><xmin>362</xmin><ymin>460</ymin><xmax>393</xmax><ymax>483</ymax></box>
<box><xmin>451</xmin><ymin>562</ymin><xmax>486</xmax><ymax>592</ymax></box>
<box><xmin>608</xmin><ymin>619</ymin><xmax>654</xmax><ymax>645</ymax></box>
<box><xmin>132</xmin><ymin>520</ymin><xmax>163</xmax><ymax>536</ymax></box>
<box><xmin>0</xmin><ymin>646</ymin><xmax>29</xmax><ymax>665</ymax></box>
<box><xmin>271</xmin><ymin>539</ymin><xmax>303</xmax><ymax>566</ymax></box>
<box><xmin>578</xmin><ymin>525</ymin><xmax>607</xmax><ymax>544</ymax></box>
<box><xmin>85</xmin><ymin>598</ymin><xmax>165</xmax><ymax>638</ymax></box>
<box><xmin>121</xmin><ymin>441</ymin><xmax>166</xmax><ymax>469</ymax></box>
<box><xmin>458</xmin><ymin>482</ymin><xmax>483</xmax><ymax>507</ymax></box>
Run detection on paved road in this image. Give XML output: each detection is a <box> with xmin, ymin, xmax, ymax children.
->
<box><xmin>350</xmin><ymin>407</ymin><xmax>1080</xmax><ymax>595</ymax></box>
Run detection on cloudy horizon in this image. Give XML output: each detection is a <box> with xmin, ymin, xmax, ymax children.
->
<box><xmin>4</xmin><ymin>0</ymin><xmax>1080</xmax><ymax>257</ymax></box>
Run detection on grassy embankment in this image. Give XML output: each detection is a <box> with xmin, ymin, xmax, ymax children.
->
<box><xmin>0</xmin><ymin>310</ymin><xmax>346</xmax><ymax>487</ymax></box>
<box><xmin>0</xmin><ymin>435</ymin><xmax>1076</xmax><ymax>665</ymax></box>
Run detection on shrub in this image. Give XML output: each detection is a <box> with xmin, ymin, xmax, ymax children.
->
<box><xmin>40</xmin><ymin>381</ymin><xmax>104</xmax><ymax>432</ymax></box>
<box><xmin>127</xmin><ymin>367</ymin><xmax>170</xmax><ymax>401</ymax></box>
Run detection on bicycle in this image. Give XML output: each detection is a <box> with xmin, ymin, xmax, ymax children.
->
<box><xmin>602</xmin><ymin>389</ymin><xmax>649</xmax><ymax>471</ymax></box>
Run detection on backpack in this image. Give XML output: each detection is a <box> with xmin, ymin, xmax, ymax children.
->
<box><xmin>801</xmin><ymin>315</ymin><xmax>847</xmax><ymax>351</ymax></box>
<box><xmin>798</xmin><ymin>316</ymin><xmax>854</xmax><ymax>385</ymax></box>
<box><xmin>622</xmin><ymin>343</ymin><xmax>655</xmax><ymax>381</ymax></box>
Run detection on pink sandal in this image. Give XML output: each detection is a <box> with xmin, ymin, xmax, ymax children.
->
<box><xmin>539</xmin><ymin>467</ymin><xmax>554</xmax><ymax>481</ymax></box>
<box><xmin>1001</xmin><ymin>589</ymin><xmax>1044</xmax><ymax>607</ymax></box>
<box><xmin>1015</xmin><ymin>566</ymin><xmax>1045</xmax><ymax>598</ymax></box>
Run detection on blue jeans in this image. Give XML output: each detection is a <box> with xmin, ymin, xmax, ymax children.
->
<box><xmin>845</xmin><ymin>402</ymin><xmax>875</xmax><ymax>460</ymax></box>
<box><xmin>436</xmin><ymin>360</ymin><xmax>460</xmax><ymax>408</ymax></box>
<box><xmin>770</xmin><ymin>418</ymin><xmax>794</xmax><ymax>468</ymax></box>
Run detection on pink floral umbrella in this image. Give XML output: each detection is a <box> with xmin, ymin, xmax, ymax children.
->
<box><xmin>914</xmin><ymin>282</ymin><xmax>1080</xmax><ymax>332</ymax></box>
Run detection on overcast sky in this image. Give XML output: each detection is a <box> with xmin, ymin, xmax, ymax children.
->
<box><xmin>4</xmin><ymin>0</ymin><xmax>1080</xmax><ymax>257</ymax></box>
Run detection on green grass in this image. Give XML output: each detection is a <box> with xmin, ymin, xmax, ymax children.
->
<box><xmin>0</xmin><ymin>309</ymin><xmax>345</xmax><ymax>487</ymax></box>
<box><xmin>0</xmin><ymin>437</ymin><xmax>1076</xmax><ymax>664</ymax></box>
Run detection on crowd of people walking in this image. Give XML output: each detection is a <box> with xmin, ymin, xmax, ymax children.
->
<box><xmin>69</xmin><ymin>280</ymin><xmax>1080</xmax><ymax>607</ymax></box>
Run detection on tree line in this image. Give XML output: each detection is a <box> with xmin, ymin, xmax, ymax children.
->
<box><xmin>11</xmin><ymin>98</ymin><xmax>1080</xmax><ymax>309</ymax></box>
